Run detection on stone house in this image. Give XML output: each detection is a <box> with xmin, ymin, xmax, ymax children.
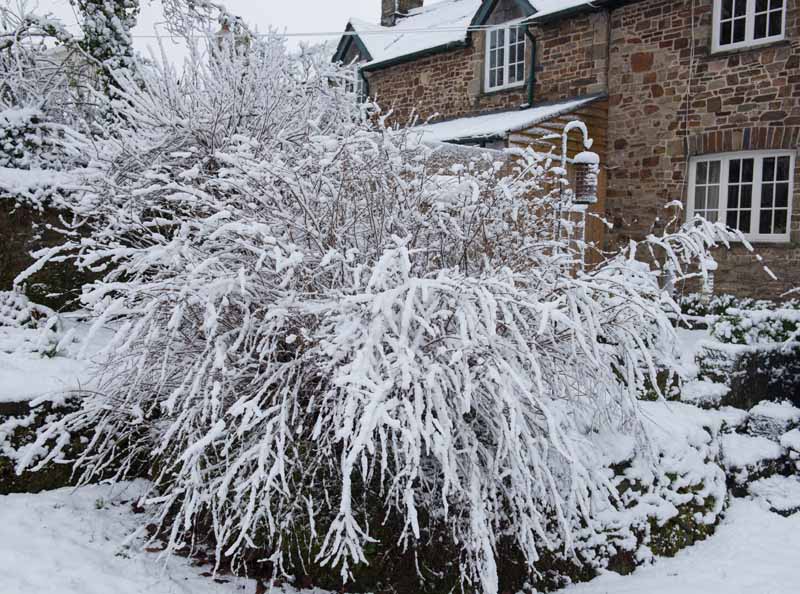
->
<box><xmin>333</xmin><ymin>0</ymin><xmax>800</xmax><ymax>298</ymax></box>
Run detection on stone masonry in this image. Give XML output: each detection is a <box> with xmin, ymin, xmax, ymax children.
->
<box><xmin>364</xmin><ymin>7</ymin><xmax>608</xmax><ymax>124</ymax></box>
<box><xmin>354</xmin><ymin>0</ymin><xmax>800</xmax><ymax>298</ymax></box>
<box><xmin>606</xmin><ymin>0</ymin><xmax>800</xmax><ymax>297</ymax></box>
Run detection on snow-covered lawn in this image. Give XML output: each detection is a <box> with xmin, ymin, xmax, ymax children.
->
<box><xmin>0</xmin><ymin>482</ymin><xmax>259</xmax><ymax>594</ymax></box>
<box><xmin>1</xmin><ymin>481</ymin><xmax>798</xmax><ymax>594</ymax></box>
<box><xmin>562</xmin><ymin>499</ymin><xmax>800</xmax><ymax>594</ymax></box>
<box><xmin>0</xmin><ymin>312</ymin><xmax>110</xmax><ymax>403</ymax></box>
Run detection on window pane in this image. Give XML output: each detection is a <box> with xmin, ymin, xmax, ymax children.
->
<box><xmin>735</xmin><ymin>0</ymin><xmax>747</xmax><ymax>15</ymax></box>
<box><xmin>721</xmin><ymin>21</ymin><xmax>732</xmax><ymax>45</ymax></box>
<box><xmin>763</xmin><ymin>157</ymin><xmax>775</xmax><ymax>181</ymax></box>
<box><xmin>769</xmin><ymin>10</ymin><xmax>782</xmax><ymax>36</ymax></box>
<box><xmin>762</xmin><ymin>184</ymin><xmax>774</xmax><ymax>208</ymax></box>
<box><xmin>755</xmin><ymin>14</ymin><xmax>768</xmax><ymax>38</ymax></box>
<box><xmin>733</xmin><ymin>18</ymin><xmax>746</xmax><ymax>42</ymax></box>
<box><xmin>709</xmin><ymin>161</ymin><xmax>721</xmax><ymax>183</ymax></box>
<box><xmin>741</xmin><ymin>185</ymin><xmax>752</xmax><ymax>209</ymax></box>
<box><xmin>760</xmin><ymin>212</ymin><xmax>772</xmax><ymax>234</ymax></box>
<box><xmin>722</xmin><ymin>0</ymin><xmax>733</xmax><ymax>18</ymax></box>
<box><xmin>739</xmin><ymin>212</ymin><xmax>751</xmax><ymax>233</ymax></box>
<box><xmin>697</xmin><ymin>161</ymin><xmax>708</xmax><ymax>183</ymax></box>
<box><xmin>727</xmin><ymin>211</ymin><xmax>738</xmax><ymax>228</ymax></box>
<box><xmin>696</xmin><ymin>187</ymin><xmax>707</xmax><ymax>209</ymax></box>
<box><xmin>708</xmin><ymin>186</ymin><xmax>720</xmax><ymax>209</ymax></box>
<box><xmin>729</xmin><ymin>185</ymin><xmax>740</xmax><ymax>208</ymax></box>
<box><xmin>775</xmin><ymin>183</ymin><xmax>789</xmax><ymax>208</ymax></box>
<box><xmin>774</xmin><ymin>210</ymin><xmax>787</xmax><ymax>234</ymax></box>
<box><xmin>756</xmin><ymin>0</ymin><xmax>768</xmax><ymax>10</ymax></box>
<box><xmin>742</xmin><ymin>158</ymin><xmax>754</xmax><ymax>182</ymax></box>
<box><xmin>729</xmin><ymin>159</ymin><xmax>741</xmax><ymax>183</ymax></box>
<box><xmin>770</xmin><ymin>0</ymin><xmax>783</xmax><ymax>9</ymax></box>
<box><xmin>777</xmin><ymin>156</ymin><xmax>791</xmax><ymax>181</ymax></box>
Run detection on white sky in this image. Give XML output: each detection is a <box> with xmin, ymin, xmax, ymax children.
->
<box><xmin>30</xmin><ymin>0</ymin><xmax>379</xmax><ymax>58</ymax></box>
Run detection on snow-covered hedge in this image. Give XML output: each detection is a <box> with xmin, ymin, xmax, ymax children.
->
<box><xmin>0</xmin><ymin>107</ymin><xmax>87</xmax><ymax>172</ymax></box>
<box><xmin>692</xmin><ymin>296</ymin><xmax>800</xmax><ymax>409</ymax></box>
<box><xmin>14</xmin><ymin>36</ymin><xmax>738</xmax><ymax>594</ymax></box>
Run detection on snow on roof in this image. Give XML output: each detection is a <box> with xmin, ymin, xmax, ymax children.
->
<box><xmin>345</xmin><ymin>1</ymin><xmax>604</xmax><ymax>69</ymax></box>
<box><xmin>351</xmin><ymin>0</ymin><xmax>483</xmax><ymax>68</ymax></box>
<box><xmin>527</xmin><ymin>0</ymin><xmax>602</xmax><ymax>21</ymax></box>
<box><xmin>415</xmin><ymin>96</ymin><xmax>600</xmax><ymax>143</ymax></box>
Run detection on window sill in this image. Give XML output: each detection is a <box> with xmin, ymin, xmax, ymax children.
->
<box><xmin>482</xmin><ymin>81</ymin><xmax>527</xmax><ymax>96</ymax></box>
<box><xmin>708</xmin><ymin>38</ymin><xmax>790</xmax><ymax>58</ymax></box>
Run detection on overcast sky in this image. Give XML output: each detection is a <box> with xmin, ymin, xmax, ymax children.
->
<box><xmin>32</xmin><ymin>0</ymin><xmax>379</xmax><ymax>59</ymax></box>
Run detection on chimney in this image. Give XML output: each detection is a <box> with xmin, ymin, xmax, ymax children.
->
<box><xmin>381</xmin><ymin>0</ymin><xmax>424</xmax><ymax>27</ymax></box>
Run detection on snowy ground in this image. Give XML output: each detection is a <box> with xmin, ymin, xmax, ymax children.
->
<box><xmin>0</xmin><ymin>482</ymin><xmax>260</xmax><ymax>594</ymax></box>
<box><xmin>0</xmin><ymin>312</ymin><xmax>110</xmax><ymax>403</ymax></box>
<box><xmin>562</xmin><ymin>499</ymin><xmax>800</xmax><ymax>594</ymax></box>
<box><xmin>1</xmin><ymin>481</ymin><xmax>798</xmax><ymax>594</ymax></box>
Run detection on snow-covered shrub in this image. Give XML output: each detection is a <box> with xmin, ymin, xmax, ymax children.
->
<box><xmin>746</xmin><ymin>401</ymin><xmax>800</xmax><ymax>440</ymax></box>
<box><xmin>696</xmin><ymin>302</ymin><xmax>800</xmax><ymax>409</ymax></box>
<box><xmin>0</xmin><ymin>107</ymin><xmax>88</xmax><ymax>171</ymax></box>
<box><xmin>0</xmin><ymin>290</ymin><xmax>58</xmax><ymax>355</ymax></box>
<box><xmin>679</xmin><ymin>292</ymin><xmax>774</xmax><ymax>318</ymax></box>
<box><xmin>16</xmin><ymin>36</ymin><xmax>739</xmax><ymax>594</ymax></box>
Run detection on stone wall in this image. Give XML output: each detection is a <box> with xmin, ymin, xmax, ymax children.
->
<box><xmin>606</xmin><ymin>0</ymin><xmax>800</xmax><ymax>298</ymax></box>
<box><xmin>364</xmin><ymin>10</ymin><xmax>607</xmax><ymax>124</ymax></box>
<box><xmin>360</xmin><ymin>0</ymin><xmax>800</xmax><ymax>298</ymax></box>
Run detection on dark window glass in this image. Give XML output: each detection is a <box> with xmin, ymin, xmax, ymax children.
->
<box><xmin>742</xmin><ymin>158</ymin><xmax>754</xmax><ymax>182</ymax></box>
<box><xmin>721</xmin><ymin>21</ymin><xmax>732</xmax><ymax>45</ymax></box>
<box><xmin>733</xmin><ymin>18</ymin><xmax>746</xmax><ymax>42</ymax></box>
<box><xmin>775</xmin><ymin>183</ymin><xmax>789</xmax><ymax>208</ymax></box>
<box><xmin>755</xmin><ymin>14</ymin><xmax>768</xmax><ymax>38</ymax></box>
<box><xmin>722</xmin><ymin>0</ymin><xmax>733</xmax><ymax>18</ymax></box>
<box><xmin>730</xmin><ymin>159</ymin><xmax>741</xmax><ymax>183</ymax></box>
<box><xmin>762</xmin><ymin>184</ymin><xmax>774</xmax><ymax>208</ymax></box>
<box><xmin>729</xmin><ymin>185</ymin><xmax>740</xmax><ymax>208</ymax></box>
<box><xmin>697</xmin><ymin>161</ymin><xmax>708</xmax><ymax>183</ymax></box>
<box><xmin>760</xmin><ymin>213</ymin><xmax>772</xmax><ymax>234</ymax></box>
<box><xmin>741</xmin><ymin>185</ymin><xmax>752</xmax><ymax>209</ymax></box>
<box><xmin>768</xmin><ymin>10</ymin><xmax>782</xmax><ymax>36</ymax></box>
<box><xmin>777</xmin><ymin>156</ymin><xmax>791</xmax><ymax>181</ymax></box>
<box><xmin>739</xmin><ymin>212</ymin><xmax>751</xmax><ymax>233</ymax></box>
<box><xmin>710</xmin><ymin>161</ymin><xmax>721</xmax><ymax>183</ymax></box>
<box><xmin>763</xmin><ymin>157</ymin><xmax>775</xmax><ymax>181</ymax></box>
<box><xmin>775</xmin><ymin>210</ymin><xmax>787</xmax><ymax>234</ymax></box>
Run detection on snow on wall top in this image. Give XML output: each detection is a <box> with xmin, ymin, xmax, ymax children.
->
<box><xmin>415</xmin><ymin>96</ymin><xmax>599</xmax><ymax>143</ymax></box>
<box><xmin>347</xmin><ymin>0</ymin><xmax>602</xmax><ymax>69</ymax></box>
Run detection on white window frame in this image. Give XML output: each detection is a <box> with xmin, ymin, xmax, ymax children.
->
<box><xmin>484</xmin><ymin>24</ymin><xmax>526</xmax><ymax>92</ymax></box>
<box><xmin>688</xmin><ymin>150</ymin><xmax>795</xmax><ymax>243</ymax></box>
<box><xmin>712</xmin><ymin>0</ymin><xmax>787</xmax><ymax>53</ymax></box>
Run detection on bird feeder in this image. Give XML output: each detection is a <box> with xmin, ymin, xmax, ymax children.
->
<box><xmin>573</xmin><ymin>150</ymin><xmax>600</xmax><ymax>205</ymax></box>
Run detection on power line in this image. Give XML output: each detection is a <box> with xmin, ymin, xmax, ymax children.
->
<box><xmin>56</xmin><ymin>23</ymin><xmax>531</xmax><ymax>39</ymax></box>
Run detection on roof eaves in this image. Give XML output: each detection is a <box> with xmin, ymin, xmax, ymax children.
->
<box><xmin>360</xmin><ymin>39</ymin><xmax>470</xmax><ymax>72</ymax></box>
<box><xmin>524</xmin><ymin>1</ymin><xmax>606</xmax><ymax>25</ymax></box>
<box><xmin>471</xmin><ymin>0</ymin><xmax>536</xmax><ymax>27</ymax></box>
<box><xmin>424</xmin><ymin>93</ymin><xmax>607</xmax><ymax>143</ymax></box>
<box><xmin>332</xmin><ymin>23</ymin><xmax>373</xmax><ymax>64</ymax></box>
<box><xmin>524</xmin><ymin>0</ymin><xmax>645</xmax><ymax>25</ymax></box>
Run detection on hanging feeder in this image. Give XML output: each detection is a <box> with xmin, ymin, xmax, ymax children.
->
<box><xmin>573</xmin><ymin>150</ymin><xmax>600</xmax><ymax>205</ymax></box>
